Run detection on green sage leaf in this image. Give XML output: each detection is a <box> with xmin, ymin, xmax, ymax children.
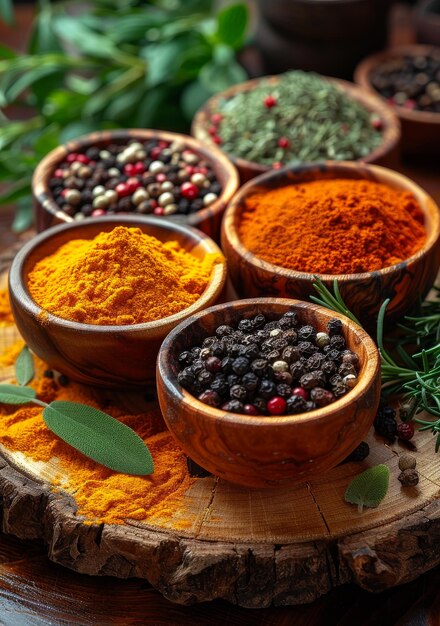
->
<box><xmin>215</xmin><ymin>2</ymin><xmax>248</xmax><ymax>49</ymax></box>
<box><xmin>12</xmin><ymin>197</ymin><xmax>34</xmax><ymax>233</ymax></box>
<box><xmin>43</xmin><ymin>401</ymin><xmax>154</xmax><ymax>476</ymax></box>
<box><xmin>0</xmin><ymin>384</ymin><xmax>36</xmax><ymax>405</ymax></box>
<box><xmin>15</xmin><ymin>346</ymin><xmax>35</xmax><ymax>386</ymax></box>
<box><xmin>344</xmin><ymin>464</ymin><xmax>390</xmax><ymax>513</ymax></box>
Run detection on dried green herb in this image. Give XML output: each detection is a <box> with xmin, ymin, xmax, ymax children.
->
<box><xmin>15</xmin><ymin>346</ymin><xmax>35</xmax><ymax>386</ymax></box>
<box><xmin>215</xmin><ymin>71</ymin><xmax>383</xmax><ymax>166</ymax></box>
<box><xmin>344</xmin><ymin>464</ymin><xmax>390</xmax><ymax>513</ymax></box>
<box><xmin>311</xmin><ymin>278</ymin><xmax>440</xmax><ymax>454</ymax></box>
<box><xmin>0</xmin><ymin>350</ymin><xmax>154</xmax><ymax>475</ymax></box>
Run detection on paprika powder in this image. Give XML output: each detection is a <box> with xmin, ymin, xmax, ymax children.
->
<box><xmin>238</xmin><ymin>179</ymin><xmax>426</xmax><ymax>274</ymax></box>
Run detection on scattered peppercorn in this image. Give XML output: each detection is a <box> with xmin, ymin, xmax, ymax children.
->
<box><xmin>397</xmin><ymin>422</ymin><xmax>415</xmax><ymax>442</ymax></box>
<box><xmin>176</xmin><ymin>310</ymin><xmax>360</xmax><ymax>415</ymax></box>
<box><xmin>343</xmin><ymin>441</ymin><xmax>370</xmax><ymax>463</ymax></box>
<box><xmin>398</xmin><ymin>468</ymin><xmax>420</xmax><ymax>487</ymax></box>
<box><xmin>49</xmin><ymin>138</ymin><xmax>222</xmax><ymax>220</ymax></box>
<box><xmin>398</xmin><ymin>454</ymin><xmax>417</xmax><ymax>471</ymax></box>
<box><xmin>374</xmin><ymin>405</ymin><xmax>398</xmax><ymax>441</ymax></box>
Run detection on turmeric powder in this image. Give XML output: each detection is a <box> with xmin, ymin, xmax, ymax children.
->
<box><xmin>238</xmin><ymin>179</ymin><xmax>426</xmax><ymax>275</ymax></box>
<box><xmin>28</xmin><ymin>226</ymin><xmax>222</xmax><ymax>325</ymax></box>
<box><xmin>0</xmin><ymin>289</ymin><xmax>14</xmax><ymax>326</ymax></box>
<box><xmin>0</xmin><ymin>354</ymin><xmax>194</xmax><ymax>525</ymax></box>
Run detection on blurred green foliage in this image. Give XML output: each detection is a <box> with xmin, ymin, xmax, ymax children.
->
<box><xmin>0</xmin><ymin>0</ymin><xmax>248</xmax><ymax>231</ymax></box>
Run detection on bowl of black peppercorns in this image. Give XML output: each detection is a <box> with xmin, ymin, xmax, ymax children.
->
<box><xmin>355</xmin><ymin>45</ymin><xmax>440</xmax><ymax>156</ymax></box>
<box><xmin>32</xmin><ymin>128</ymin><xmax>240</xmax><ymax>240</ymax></box>
<box><xmin>157</xmin><ymin>298</ymin><xmax>381</xmax><ymax>488</ymax></box>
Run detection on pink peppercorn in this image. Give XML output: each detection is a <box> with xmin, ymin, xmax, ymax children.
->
<box><xmin>267</xmin><ymin>396</ymin><xmax>287</xmax><ymax>415</ymax></box>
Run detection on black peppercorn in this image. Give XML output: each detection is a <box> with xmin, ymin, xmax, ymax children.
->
<box><xmin>178</xmin><ymin>367</ymin><xmax>195</xmax><ymax>387</ymax></box>
<box><xmin>253</xmin><ymin>397</ymin><xmax>267</xmax><ymax>414</ymax></box>
<box><xmin>286</xmin><ymin>395</ymin><xmax>307</xmax><ymax>414</ymax></box>
<box><xmin>227</xmin><ymin>374</ymin><xmax>241</xmax><ymax>388</ymax></box>
<box><xmin>230</xmin><ymin>385</ymin><xmax>248</xmax><ymax>402</ymax></box>
<box><xmin>298</xmin><ymin>341</ymin><xmax>318</xmax><ymax>356</ymax></box>
<box><xmin>202</xmin><ymin>336</ymin><xmax>216</xmax><ymax>348</ymax></box>
<box><xmin>298</xmin><ymin>325</ymin><xmax>317</xmax><ymax>341</ymax></box>
<box><xmin>216</xmin><ymin>325</ymin><xmax>234</xmax><ymax>337</ymax></box>
<box><xmin>192</xmin><ymin>359</ymin><xmax>205</xmax><ymax>375</ymax></box>
<box><xmin>330</xmin><ymin>334</ymin><xmax>346</xmax><ymax>351</ymax></box>
<box><xmin>210</xmin><ymin>342</ymin><xmax>224</xmax><ymax>358</ymax></box>
<box><xmin>258</xmin><ymin>378</ymin><xmax>277</xmax><ymax>399</ymax></box>
<box><xmin>241</xmin><ymin>372</ymin><xmax>259</xmax><ymax>391</ymax></box>
<box><xmin>251</xmin><ymin>359</ymin><xmax>269</xmax><ymax>376</ymax></box>
<box><xmin>252</xmin><ymin>313</ymin><xmax>266</xmax><ymax>329</ymax></box>
<box><xmin>221</xmin><ymin>356</ymin><xmax>234</xmax><ymax>373</ymax></box>
<box><xmin>178</xmin><ymin>350</ymin><xmax>194</xmax><ymax>366</ymax></box>
<box><xmin>325</xmin><ymin>349</ymin><xmax>341</xmax><ymax>363</ymax></box>
<box><xmin>277</xmin><ymin>384</ymin><xmax>292</xmax><ymax>399</ymax></box>
<box><xmin>282</xmin><ymin>345</ymin><xmax>300</xmax><ymax>364</ymax></box>
<box><xmin>210</xmin><ymin>376</ymin><xmax>229</xmax><ymax>397</ymax></box>
<box><xmin>327</xmin><ymin>318</ymin><xmax>342</xmax><ymax>335</ymax></box>
<box><xmin>238</xmin><ymin>319</ymin><xmax>253</xmax><ymax>333</ymax></box>
<box><xmin>300</xmin><ymin>370</ymin><xmax>326</xmax><ymax>390</ymax></box>
<box><xmin>198</xmin><ymin>390</ymin><xmax>221</xmax><ymax>407</ymax></box>
<box><xmin>232</xmin><ymin>357</ymin><xmax>250</xmax><ymax>375</ymax></box>
<box><xmin>310</xmin><ymin>387</ymin><xmax>334</xmax><ymax>407</ymax></box>
<box><xmin>197</xmin><ymin>370</ymin><xmax>213</xmax><ymax>386</ymax></box>
<box><xmin>222</xmin><ymin>400</ymin><xmax>244</xmax><ymax>413</ymax></box>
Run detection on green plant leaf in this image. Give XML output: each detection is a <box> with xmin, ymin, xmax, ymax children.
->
<box><xmin>43</xmin><ymin>401</ymin><xmax>154</xmax><ymax>475</ymax></box>
<box><xmin>15</xmin><ymin>346</ymin><xmax>35</xmax><ymax>386</ymax></box>
<box><xmin>12</xmin><ymin>198</ymin><xmax>34</xmax><ymax>233</ymax></box>
<box><xmin>0</xmin><ymin>384</ymin><xmax>36</xmax><ymax>405</ymax></box>
<box><xmin>344</xmin><ymin>464</ymin><xmax>390</xmax><ymax>513</ymax></box>
<box><xmin>199</xmin><ymin>58</ymin><xmax>247</xmax><ymax>95</ymax></box>
<box><xmin>0</xmin><ymin>178</ymin><xmax>32</xmax><ymax>206</ymax></box>
<box><xmin>215</xmin><ymin>2</ymin><xmax>248</xmax><ymax>49</ymax></box>
<box><xmin>0</xmin><ymin>0</ymin><xmax>13</xmax><ymax>25</ymax></box>
<box><xmin>181</xmin><ymin>78</ymin><xmax>211</xmax><ymax>120</ymax></box>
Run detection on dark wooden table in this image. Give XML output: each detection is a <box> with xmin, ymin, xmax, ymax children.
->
<box><xmin>2</xmin><ymin>3</ymin><xmax>440</xmax><ymax>624</ymax></box>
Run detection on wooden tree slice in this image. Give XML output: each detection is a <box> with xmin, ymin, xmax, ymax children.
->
<box><xmin>1</xmin><ymin>318</ymin><xmax>440</xmax><ymax>607</ymax></box>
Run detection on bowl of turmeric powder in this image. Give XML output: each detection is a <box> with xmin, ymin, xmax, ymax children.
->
<box><xmin>157</xmin><ymin>298</ymin><xmax>381</xmax><ymax>488</ymax></box>
<box><xmin>221</xmin><ymin>161</ymin><xmax>440</xmax><ymax>324</ymax></box>
<box><xmin>8</xmin><ymin>215</ymin><xmax>227</xmax><ymax>388</ymax></box>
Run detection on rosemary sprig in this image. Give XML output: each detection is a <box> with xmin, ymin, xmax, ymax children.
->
<box><xmin>310</xmin><ymin>279</ymin><xmax>440</xmax><ymax>450</ymax></box>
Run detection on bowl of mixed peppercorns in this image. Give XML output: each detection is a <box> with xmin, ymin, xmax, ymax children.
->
<box><xmin>355</xmin><ymin>45</ymin><xmax>440</xmax><ymax>156</ymax></box>
<box><xmin>157</xmin><ymin>298</ymin><xmax>381</xmax><ymax>488</ymax></box>
<box><xmin>32</xmin><ymin>128</ymin><xmax>240</xmax><ymax>240</ymax></box>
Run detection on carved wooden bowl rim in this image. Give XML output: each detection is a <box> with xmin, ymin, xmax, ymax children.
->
<box><xmin>158</xmin><ymin>297</ymin><xmax>380</xmax><ymax>426</ymax></box>
<box><xmin>32</xmin><ymin>128</ymin><xmax>240</xmax><ymax>228</ymax></box>
<box><xmin>354</xmin><ymin>44</ymin><xmax>440</xmax><ymax>125</ymax></box>
<box><xmin>221</xmin><ymin>160</ymin><xmax>440</xmax><ymax>283</ymax></box>
<box><xmin>191</xmin><ymin>74</ymin><xmax>401</xmax><ymax>176</ymax></box>
<box><xmin>8</xmin><ymin>215</ymin><xmax>227</xmax><ymax>335</ymax></box>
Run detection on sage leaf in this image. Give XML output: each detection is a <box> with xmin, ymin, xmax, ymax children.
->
<box><xmin>15</xmin><ymin>346</ymin><xmax>35</xmax><ymax>386</ymax></box>
<box><xmin>344</xmin><ymin>464</ymin><xmax>390</xmax><ymax>513</ymax></box>
<box><xmin>216</xmin><ymin>3</ymin><xmax>248</xmax><ymax>49</ymax></box>
<box><xmin>43</xmin><ymin>401</ymin><xmax>154</xmax><ymax>476</ymax></box>
<box><xmin>0</xmin><ymin>384</ymin><xmax>36</xmax><ymax>405</ymax></box>
<box><xmin>11</xmin><ymin>197</ymin><xmax>33</xmax><ymax>233</ymax></box>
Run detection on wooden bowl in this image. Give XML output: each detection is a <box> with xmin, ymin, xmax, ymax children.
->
<box><xmin>157</xmin><ymin>298</ymin><xmax>381</xmax><ymax>488</ymax></box>
<box><xmin>32</xmin><ymin>129</ymin><xmax>240</xmax><ymax>240</ymax></box>
<box><xmin>221</xmin><ymin>161</ymin><xmax>440</xmax><ymax>324</ymax></box>
<box><xmin>354</xmin><ymin>45</ymin><xmax>440</xmax><ymax>156</ymax></box>
<box><xmin>416</xmin><ymin>0</ymin><xmax>440</xmax><ymax>46</ymax></box>
<box><xmin>191</xmin><ymin>75</ymin><xmax>401</xmax><ymax>182</ymax></box>
<box><xmin>8</xmin><ymin>215</ymin><xmax>227</xmax><ymax>389</ymax></box>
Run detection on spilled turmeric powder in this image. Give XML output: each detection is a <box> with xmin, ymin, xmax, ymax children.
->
<box><xmin>0</xmin><ymin>289</ymin><xmax>14</xmax><ymax>327</ymax></box>
<box><xmin>0</xmin><ymin>354</ymin><xmax>194</xmax><ymax>526</ymax></box>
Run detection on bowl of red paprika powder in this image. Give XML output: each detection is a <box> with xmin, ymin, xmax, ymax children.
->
<box><xmin>32</xmin><ymin>128</ymin><xmax>240</xmax><ymax>241</ymax></box>
<box><xmin>221</xmin><ymin>161</ymin><xmax>440</xmax><ymax>324</ymax></box>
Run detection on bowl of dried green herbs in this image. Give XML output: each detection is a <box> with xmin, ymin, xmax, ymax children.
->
<box><xmin>191</xmin><ymin>70</ymin><xmax>401</xmax><ymax>182</ymax></box>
